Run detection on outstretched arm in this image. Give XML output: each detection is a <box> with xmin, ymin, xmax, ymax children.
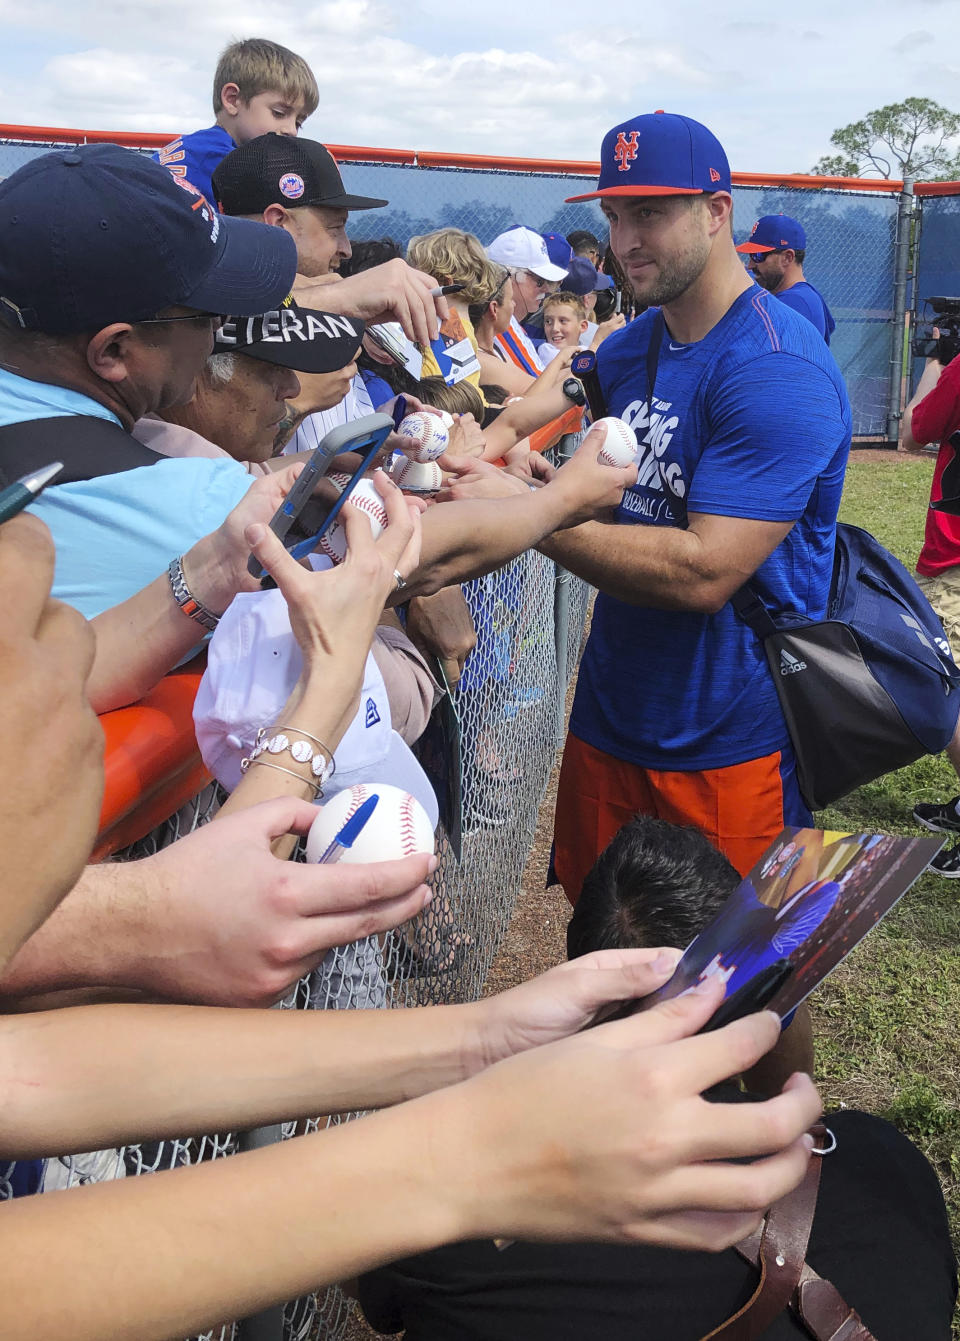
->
<box><xmin>0</xmin><ymin>986</ymin><xmax>820</xmax><ymax>1341</ymax></box>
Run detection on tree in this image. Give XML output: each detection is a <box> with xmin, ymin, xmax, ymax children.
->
<box><xmin>812</xmin><ymin>98</ymin><xmax>960</xmax><ymax>181</ymax></box>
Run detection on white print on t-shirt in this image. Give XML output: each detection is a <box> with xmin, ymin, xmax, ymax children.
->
<box><xmin>620</xmin><ymin>396</ymin><xmax>687</xmax><ymax>500</ymax></box>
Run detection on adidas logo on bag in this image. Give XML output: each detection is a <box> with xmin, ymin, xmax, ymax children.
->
<box><xmin>779</xmin><ymin>649</ymin><xmax>807</xmax><ymax>676</ymax></box>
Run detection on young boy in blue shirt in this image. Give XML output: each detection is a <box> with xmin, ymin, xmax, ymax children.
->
<box><xmin>156</xmin><ymin>37</ymin><xmax>319</xmax><ymax>204</ymax></box>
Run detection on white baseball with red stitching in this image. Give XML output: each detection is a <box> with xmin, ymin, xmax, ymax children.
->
<box><xmin>317</xmin><ymin>475</ymin><xmax>388</xmax><ymax>565</ymax></box>
<box><xmin>391</xmin><ymin>457</ymin><xmax>442</xmax><ymax>494</ymax></box>
<box><xmin>397</xmin><ymin>412</ymin><xmax>450</xmax><ymax>463</ymax></box>
<box><xmin>305</xmin><ymin>782</ymin><xmax>435</xmax><ymax>863</ymax></box>
<box><xmin>593</xmin><ymin>416</ymin><xmax>638</xmax><ymax>468</ymax></box>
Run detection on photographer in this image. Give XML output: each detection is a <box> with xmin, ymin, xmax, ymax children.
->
<box><xmin>899</xmin><ymin>327</ymin><xmax>960</xmax><ymax>875</ymax></box>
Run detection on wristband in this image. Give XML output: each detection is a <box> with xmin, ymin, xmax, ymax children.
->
<box><xmin>167</xmin><ymin>556</ymin><xmax>221</xmax><ymax>632</ymax></box>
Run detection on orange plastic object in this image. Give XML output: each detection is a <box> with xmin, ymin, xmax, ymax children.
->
<box><xmin>93</xmin><ymin>668</ymin><xmax>211</xmax><ymax>862</ymax></box>
<box><xmin>530</xmin><ymin>404</ymin><xmax>586</xmax><ymax>455</ymax></box>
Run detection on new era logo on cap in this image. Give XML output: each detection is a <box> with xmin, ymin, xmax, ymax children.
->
<box><xmin>566</xmin><ymin>111</ymin><xmax>731</xmax><ymax>203</ymax></box>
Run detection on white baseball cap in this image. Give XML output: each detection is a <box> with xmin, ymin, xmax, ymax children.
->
<box><xmin>487</xmin><ymin>226</ymin><xmax>569</xmax><ymax>281</ymax></box>
<box><xmin>193</xmin><ymin>578</ymin><xmax>439</xmax><ymax>827</ymax></box>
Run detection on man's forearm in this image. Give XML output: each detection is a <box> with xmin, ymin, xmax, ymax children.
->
<box><xmin>539</xmin><ymin>519</ymin><xmax>729</xmax><ymax>611</ymax></box>
<box><xmin>88</xmin><ymin>575</ymin><xmax>202</xmax><ymax>713</ymax></box>
<box><xmin>0</xmin><ymin>863</ymin><xmax>154</xmax><ymax>1001</ymax></box>
<box><xmin>901</xmin><ymin>358</ymin><xmax>946</xmax><ymax>450</ymax></box>
<box><xmin>398</xmin><ymin>487</ymin><xmax>576</xmax><ymax>599</ymax></box>
<box><xmin>0</xmin><ymin>997</ymin><xmax>485</xmax><ymax>1158</ymax></box>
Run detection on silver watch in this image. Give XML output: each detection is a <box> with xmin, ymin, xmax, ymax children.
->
<box><xmin>167</xmin><ymin>556</ymin><xmax>220</xmax><ymax>632</ymax></box>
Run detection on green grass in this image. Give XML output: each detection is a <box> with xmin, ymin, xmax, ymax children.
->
<box><xmin>809</xmin><ymin>453</ymin><xmax>960</xmax><ymax>1323</ymax></box>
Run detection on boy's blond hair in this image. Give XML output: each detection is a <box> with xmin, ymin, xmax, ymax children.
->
<box><xmin>406</xmin><ymin>228</ymin><xmax>504</xmax><ymax>307</ymax></box>
<box><xmin>213</xmin><ymin>38</ymin><xmax>319</xmax><ymax>117</ymax></box>
<box><xmin>544</xmin><ymin>290</ymin><xmax>587</xmax><ymax>320</ymax></box>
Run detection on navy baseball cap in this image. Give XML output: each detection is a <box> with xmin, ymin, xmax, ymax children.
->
<box><xmin>566</xmin><ymin>111</ymin><xmax>731</xmax><ymax>202</ymax></box>
<box><xmin>542</xmin><ymin>231</ymin><xmax>574</xmax><ymax>271</ymax></box>
<box><xmin>737</xmin><ymin>215</ymin><xmax>806</xmax><ymax>255</ymax></box>
<box><xmin>0</xmin><ymin>144</ymin><xmax>297</xmax><ymax>335</ymax></box>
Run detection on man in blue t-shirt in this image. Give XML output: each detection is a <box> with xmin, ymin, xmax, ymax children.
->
<box><xmin>737</xmin><ymin>215</ymin><xmax>836</xmax><ymax>344</ymax></box>
<box><xmin>542</xmin><ymin>113</ymin><xmax>851</xmax><ymax>1090</ymax></box>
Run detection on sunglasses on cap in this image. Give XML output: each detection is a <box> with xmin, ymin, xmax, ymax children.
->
<box><xmin>135</xmin><ymin>311</ymin><xmax>225</xmax><ymax>331</ymax></box>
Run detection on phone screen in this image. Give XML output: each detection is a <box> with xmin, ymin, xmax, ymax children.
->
<box><xmin>248</xmin><ymin>413</ymin><xmax>394</xmax><ymax>580</ymax></box>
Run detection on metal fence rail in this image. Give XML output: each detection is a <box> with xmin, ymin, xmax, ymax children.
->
<box><xmin>0</xmin><ymin>536</ymin><xmax>590</xmax><ymax>1341</ymax></box>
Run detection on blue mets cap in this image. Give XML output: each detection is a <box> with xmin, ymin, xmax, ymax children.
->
<box><xmin>566</xmin><ymin>110</ymin><xmax>731</xmax><ymax>202</ymax></box>
<box><xmin>0</xmin><ymin>143</ymin><xmax>297</xmax><ymax>334</ymax></box>
<box><xmin>737</xmin><ymin>214</ymin><xmax>807</xmax><ymax>254</ymax></box>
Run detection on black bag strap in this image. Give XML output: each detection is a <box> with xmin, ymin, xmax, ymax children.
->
<box><xmin>729</xmin><ymin>584</ymin><xmax>780</xmax><ymax>641</ymax></box>
<box><xmin>646</xmin><ymin>309</ymin><xmax>665</xmax><ymax>415</ymax></box>
<box><xmin>0</xmin><ymin>415</ymin><xmax>162</xmax><ymax>488</ymax></box>
<box><xmin>646</xmin><ymin>313</ymin><xmax>781</xmax><ymax>640</ymax></box>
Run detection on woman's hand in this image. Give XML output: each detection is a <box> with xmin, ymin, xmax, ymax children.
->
<box><xmin>468</xmin><ymin>948</ymin><xmax>683</xmax><ymax>1069</ymax></box>
<box><xmin>430</xmin><ymin>980</ymin><xmax>822</xmax><ymax>1250</ymax></box>
<box><xmin>244</xmin><ymin>469</ymin><xmax>421</xmax><ymax>676</ymax></box>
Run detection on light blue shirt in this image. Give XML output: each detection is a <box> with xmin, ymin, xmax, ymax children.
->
<box><xmin>0</xmin><ymin>365</ymin><xmax>121</xmax><ymax>428</ymax></box>
<box><xmin>29</xmin><ymin>458</ymin><xmax>253</xmax><ymax>619</ymax></box>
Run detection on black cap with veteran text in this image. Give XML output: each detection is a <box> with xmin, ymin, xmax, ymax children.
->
<box><xmin>213</xmin><ymin>134</ymin><xmax>388</xmax><ymax>217</ymax></box>
<box><xmin>214</xmin><ymin>302</ymin><xmax>364</xmax><ymax>373</ymax></box>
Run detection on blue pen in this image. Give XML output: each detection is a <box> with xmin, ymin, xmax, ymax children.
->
<box><xmin>317</xmin><ymin>793</ymin><xmax>380</xmax><ymax>864</ymax></box>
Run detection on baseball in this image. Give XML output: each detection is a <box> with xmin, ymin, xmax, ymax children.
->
<box><xmin>317</xmin><ymin>474</ymin><xmax>387</xmax><ymax>565</ymax></box>
<box><xmin>305</xmin><ymin>782</ymin><xmax>436</xmax><ymax>864</ymax></box>
<box><xmin>593</xmin><ymin>416</ymin><xmax>638</xmax><ymax>467</ymax></box>
<box><xmin>397</xmin><ymin>411</ymin><xmax>450</xmax><ymax>463</ymax></box>
<box><xmin>391</xmin><ymin>457</ymin><xmax>443</xmax><ymax>494</ymax></box>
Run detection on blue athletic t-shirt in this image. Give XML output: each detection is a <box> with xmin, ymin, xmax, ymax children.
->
<box><xmin>776</xmin><ymin>281</ymin><xmax>836</xmax><ymax>345</ymax></box>
<box><xmin>155</xmin><ymin>125</ymin><xmax>236</xmax><ymax>206</ymax></box>
<box><xmin>569</xmin><ymin>286</ymin><xmax>852</xmax><ymax>772</ymax></box>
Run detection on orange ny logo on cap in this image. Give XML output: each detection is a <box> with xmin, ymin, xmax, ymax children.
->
<box><xmin>614</xmin><ymin>131</ymin><xmax>640</xmax><ymax>172</ymax></box>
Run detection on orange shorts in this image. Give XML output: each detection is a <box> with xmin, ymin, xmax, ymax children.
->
<box><xmin>553</xmin><ymin>733</ymin><xmax>810</xmax><ymax>905</ymax></box>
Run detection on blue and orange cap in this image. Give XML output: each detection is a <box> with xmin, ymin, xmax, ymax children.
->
<box><xmin>565</xmin><ymin>111</ymin><xmax>731</xmax><ymax>203</ymax></box>
<box><xmin>736</xmin><ymin>215</ymin><xmax>807</xmax><ymax>254</ymax></box>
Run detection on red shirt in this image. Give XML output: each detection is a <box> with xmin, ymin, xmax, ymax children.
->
<box><xmin>914</xmin><ymin>354</ymin><xmax>960</xmax><ymax>576</ymax></box>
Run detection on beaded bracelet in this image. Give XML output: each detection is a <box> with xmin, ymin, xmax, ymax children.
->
<box><xmin>239</xmin><ymin>727</ymin><xmax>335</xmax><ymax>793</ymax></box>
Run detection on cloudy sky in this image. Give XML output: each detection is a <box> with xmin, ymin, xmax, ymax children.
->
<box><xmin>1</xmin><ymin>0</ymin><xmax>958</xmax><ymax>173</ymax></box>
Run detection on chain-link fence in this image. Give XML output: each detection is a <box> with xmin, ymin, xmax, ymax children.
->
<box><xmin>0</xmin><ymin>133</ymin><xmax>906</xmax><ymax>437</ymax></box>
<box><xmin>0</xmin><ymin>523</ymin><xmax>590</xmax><ymax>1341</ymax></box>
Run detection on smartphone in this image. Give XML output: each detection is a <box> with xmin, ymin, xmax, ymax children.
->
<box><xmin>366</xmin><ymin>323</ymin><xmax>410</xmax><ymax>367</ymax></box>
<box><xmin>248</xmin><ymin>413</ymin><xmax>394</xmax><ymax>580</ymax></box>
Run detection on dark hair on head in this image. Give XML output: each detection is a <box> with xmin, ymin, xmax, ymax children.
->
<box><xmin>567</xmin><ymin>230</ymin><xmax>601</xmax><ymax>255</ymax></box>
<box><xmin>338</xmin><ymin>237</ymin><xmax>402</xmax><ymax>278</ymax></box>
<box><xmin>480</xmin><ymin>383</ymin><xmax>509</xmax><ymax>405</ymax></box>
<box><xmin>792</xmin><ymin>248</ymin><xmax>806</xmax><ymax>265</ymax></box>
<box><xmin>566</xmin><ymin>816</ymin><xmax>740</xmax><ymax>960</ymax></box>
